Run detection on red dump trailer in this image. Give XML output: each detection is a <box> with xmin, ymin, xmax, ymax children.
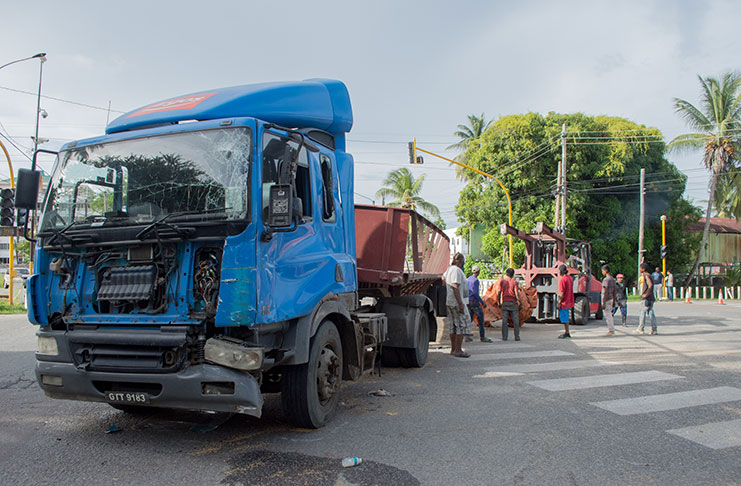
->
<box><xmin>354</xmin><ymin>205</ymin><xmax>450</xmax><ymax>367</ymax></box>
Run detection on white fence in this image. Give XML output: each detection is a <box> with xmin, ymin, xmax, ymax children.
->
<box><xmin>630</xmin><ymin>286</ymin><xmax>741</xmax><ymax>300</ymax></box>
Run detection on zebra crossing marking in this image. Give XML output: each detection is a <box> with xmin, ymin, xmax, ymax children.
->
<box><xmin>486</xmin><ymin>359</ymin><xmax>613</xmax><ymax>374</ymax></box>
<box><xmin>467</xmin><ymin>350</ymin><xmax>574</xmax><ymax>361</ymax></box>
<box><xmin>667</xmin><ymin>419</ymin><xmax>741</xmax><ymax>449</ymax></box>
<box><xmin>526</xmin><ymin>370</ymin><xmax>683</xmax><ymax>391</ymax></box>
<box><xmin>590</xmin><ymin>386</ymin><xmax>741</xmax><ymax>416</ymax></box>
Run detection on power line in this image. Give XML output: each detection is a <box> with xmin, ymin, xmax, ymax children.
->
<box><xmin>0</xmin><ymin>85</ymin><xmax>124</xmax><ymax>113</ymax></box>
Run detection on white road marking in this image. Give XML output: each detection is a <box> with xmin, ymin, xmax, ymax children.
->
<box><xmin>591</xmin><ymin>386</ymin><xmax>741</xmax><ymax>415</ymax></box>
<box><xmin>527</xmin><ymin>370</ymin><xmax>683</xmax><ymax>391</ymax></box>
<box><xmin>472</xmin><ymin>371</ymin><xmax>524</xmax><ymax>378</ymax></box>
<box><xmin>467</xmin><ymin>350</ymin><xmax>574</xmax><ymax>361</ymax></box>
<box><xmin>667</xmin><ymin>419</ymin><xmax>741</xmax><ymax>449</ymax></box>
<box><xmin>487</xmin><ymin>359</ymin><xmax>613</xmax><ymax>374</ymax></box>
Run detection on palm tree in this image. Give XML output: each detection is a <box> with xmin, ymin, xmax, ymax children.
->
<box><xmin>446</xmin><ymin>113</ymin><xmax>493</xmax><ymax>181</ymax></box>
<box><xmin>375</xmin><ymin>168</ymin><xmax>440</xmax><ymax>219</ymax></box>
<box><xmin>668</xmin><ymin>72</ymin><xmax>741</xmax><ymax>285</ymax></box>
<box><xmin>713</xmin><ymin>171</ymin><xmax>741</xmax><ymax>219</ymax></box>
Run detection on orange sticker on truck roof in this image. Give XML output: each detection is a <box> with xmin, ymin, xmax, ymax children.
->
<box><xmin>126</xmin><ymin>92</ymin><xmax>218</xmax><ymax>118</ymax></box>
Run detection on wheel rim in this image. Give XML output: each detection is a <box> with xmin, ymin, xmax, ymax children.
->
<box><xmin>316</xmin><ymin>345</ymin><xmax>340</xmax><ymax>405</ymax></box>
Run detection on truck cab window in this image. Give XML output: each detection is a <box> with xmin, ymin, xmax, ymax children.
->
<box><xmin>320</xmin><ymin>155</ymin><xmax>336</xmax><ymax>222</ymax></box>
<box><xmin>262</xmin><ymin>132</ymin><xmax>312</xmax><ymax>221</ymax></box>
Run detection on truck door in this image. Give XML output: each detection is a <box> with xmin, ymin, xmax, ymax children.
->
<box><xmin>257</xmin><ymin>129</ymin><xmax>348</xmax><ymax>324</ymax></box>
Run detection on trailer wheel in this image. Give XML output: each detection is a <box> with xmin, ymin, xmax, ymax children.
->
<box><xmin>399</xmin><ymin>310</ymin><xmax>429</xmax><ymax>368</ymax></box>
<box><xmin>281</xmin><ymin>320</ymin><xmax>343</xmax><ymax>428</ymax></box>
<box><xmin>573</xmin><ymin>296</ymin><xmax>590</xmax><ymax>325</ymax></box>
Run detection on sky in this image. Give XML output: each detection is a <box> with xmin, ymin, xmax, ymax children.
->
<box><xmin>2</xmin><ymin>0</ymin><xmax>740</xmax><ymax>228</ymax></box>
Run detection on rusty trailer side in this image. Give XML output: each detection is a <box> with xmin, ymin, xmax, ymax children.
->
<box><xmin>354</xmin><ymin>205</ymin><xmax>449</xmax><ymax>296</ymax></box>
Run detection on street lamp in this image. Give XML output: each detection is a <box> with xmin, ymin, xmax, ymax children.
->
<box><xmin>0</xmin><ymin>52</ymin><xmax>46</xmax><ymax>71</ymax></box>
<box><xmin>0</xmin><ymin>52</ymin><xmax>47</xmax><ymax>301</ymax></box>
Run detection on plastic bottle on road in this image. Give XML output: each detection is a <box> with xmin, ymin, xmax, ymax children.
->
<box><xmin>342</xmin><ymin>457</ymin><xmax>362</xmax><ymax>467</ymax></box>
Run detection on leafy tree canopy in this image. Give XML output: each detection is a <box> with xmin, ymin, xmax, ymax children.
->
<box><xmin>455</xmin><ymin>112</ymin><xmax>701</xmax><ymax>284</ymax></box>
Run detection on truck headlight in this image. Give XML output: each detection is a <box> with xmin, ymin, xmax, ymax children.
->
<box><xmin>37</xmin><ymin>336</ymin><xmax>59</xmax><ymax>356</ymax></box>
<box><xmin>204</xmin><ymin>338</ymin><xmax>263</xmax><ymax>371</ymax></box>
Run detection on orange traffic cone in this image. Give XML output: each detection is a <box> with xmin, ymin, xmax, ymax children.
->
<box><xmin>718</xmin><ymin>295</ymin><xmax>725</xmax><ymax>305</ymax></box>
<box><xmin>685</xmin><ymin>293</ymin><xmax>691</xmax><ymax>303</ymax></box>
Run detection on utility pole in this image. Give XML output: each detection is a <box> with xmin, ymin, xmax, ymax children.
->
<box><xmin>560</xmin><ymin>123</ymin><xmax>567</xmax><ymax>233</ymax></box>
<box><xmin>554</xmin><ymin>148</ymin><xmax>562</xmax><ymax>228</ymax></box>
<box><xmin>637</xmin><ymin>168</ymin><xmax>646</xmax><ymax>281</ymax></box>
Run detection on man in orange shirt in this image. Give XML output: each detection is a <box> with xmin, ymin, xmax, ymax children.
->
<box><xmin>498</xmin><ymin>268</ymin><xmax>521</xmax><ymax>341</ymax></box>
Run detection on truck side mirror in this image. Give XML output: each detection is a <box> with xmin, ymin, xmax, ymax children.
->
<box><xmin>15</xmin><ymin>169</ymin><xmax>41</xmax><ymax>210</ymax></box>
<box><xmin>267</xmin><ymin>184</ymin><xmax>293</xmax><ymax>227</ymax></box>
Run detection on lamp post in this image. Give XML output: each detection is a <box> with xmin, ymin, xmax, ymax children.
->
<box><xmin>661</xmin><ymin>214</ymin><xmax>667</xmax><ymax>299</ymax></box>
<box><xmin>0</xmin><ymin>52</ymin><xmax>47</xmax><ymax>294</ymax></box>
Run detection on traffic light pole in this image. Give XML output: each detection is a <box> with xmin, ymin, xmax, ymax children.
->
<box><xmin>410</xmin><ymin>141</ymin><xmax>514</xmax><ymax>268</ymax></box>
<box><xmin>661</xmin><ymin>214</ymin><xmax>667</xmax><ymax>299</ymax></box>
<box><xmin>0</xmin><ymin>140</ymin><xmax>15</xmax><ymax>305</ymax></box>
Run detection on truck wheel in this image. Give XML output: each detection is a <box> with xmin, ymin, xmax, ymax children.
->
<box><xmin>281</xmin><ymin>320</ymin><xmax>343</xmax><ymax>429</ymax></box>
<box><xmin>595</xmin><ymin>304</ymin><xmax>604</xmax><ymax>320</ymax></box>
<box><xmin>399</xmin><ymin>310</ymin><xmax>429</xmax><ymax>368</ymax></box>
<box><xmin>573</xmin><ymin>296</ymin><xmax>589</xmax><ymax>325</ymax></box>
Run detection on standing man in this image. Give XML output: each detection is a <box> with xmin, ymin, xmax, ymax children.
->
<box><xmin>651</xmin><ymin>266</ymin><xmax>664</xmax><ymax>301</ymax></box>
<box><xmin>636</xmin><ymin>262</ymin><xmax>658</xmax><ymax>335</ymax></box>
<box><xmin>601</xmin><ymin>264</ymin><xmax>618</xmax><ymax>336</ymax></box>
<box><xmin>665</xmin><ymin>270</ymin><xmax>674</xmax><ymax>301</ymax></box>
<box><xmin>444</xmin><ymin>252</ymin><xmax>471</xmax><ymax>358</ymax></box>
<box><xmin>612</xmin><ymin>273</ymin><xmax>628</xmax><ymax>326</ymax></box>
<box><xmin>467</xmin><ymin>265</ymin><xmax>492</xmax><ymax>342</ymax></box>
<box><xmin>498</xmin><ymin>268</ymin><xmax>521</xmax><ymax>341</ymax></box>
<box><xmin>556</xmin><ymin>264</ymin><xmax>574</xmax><ymax>339</ymax></box>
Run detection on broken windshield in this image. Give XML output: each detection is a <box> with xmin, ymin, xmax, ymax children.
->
<box><xmin>40</xmin><ymin>127</ymin><xmax>251</xmax><ymax>232</ymax></box>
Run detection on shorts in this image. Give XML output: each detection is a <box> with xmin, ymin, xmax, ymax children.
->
<box><xmin>559</xmin><ymin>308</ymin><xmax>572</xmax><ymax>324</ymax></box>
<box><xmin>445</xmin><ymin>305</ymin><xmax>471</xmax><ymax>335</ymax></box>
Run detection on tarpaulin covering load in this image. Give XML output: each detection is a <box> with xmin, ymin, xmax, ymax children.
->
<box><xmin>481</xmin><ymin>280</ymin><xmax>538</xmax><ymax>327</ymax></box>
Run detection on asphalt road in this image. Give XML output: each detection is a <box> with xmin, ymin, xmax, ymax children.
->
<box><xmin>1</xmin><ymin>301</ymin><xmax>740</xmax><ymax>485</ymax></box>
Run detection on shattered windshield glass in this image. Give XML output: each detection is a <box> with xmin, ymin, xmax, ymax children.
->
<box><xmin>40</xmin><ymin>128</ymin><xmax>251</xmax><ymax>231</ymax></box>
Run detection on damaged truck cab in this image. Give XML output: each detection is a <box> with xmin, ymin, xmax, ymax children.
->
<box><xmin>23</xmin><ymin>79</ymin><xmax>448</xmax><ymax>428</ymax></box>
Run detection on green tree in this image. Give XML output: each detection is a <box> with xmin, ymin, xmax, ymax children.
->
<box><xmin>375</xmin><ymin>168</ymin><xmax>440</xmax><ymax>219</ymax></box>
<box><xmin>455</xmin><ymin>112</ymin><xmax>701</xmax><ymax>284</ymax></box>
<box><xmin>713</xmin><ymin>171</ymin><xmax>741</xmax><ymax>218</ymax></box>
<box><xmin>668</xmin><ymin>72</ymin><xmax>741</xmax><ymax>284</ymax></box>
<box><xmin>446</xmin><ymin>113</ymin><xmax>493</xmax><ymax>181</ymax></box>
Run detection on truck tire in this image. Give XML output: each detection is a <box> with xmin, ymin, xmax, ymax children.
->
<box><xmin>281</xmin><ymin>320</ymin><xmax>343</xmax><ymax>429</ymax></box>
<box><xmin>398</xmin><ymin>310</ymin><xmax>429</xmax><ymax>368</ymax></box>
<box><xmin>573</xmin><ymin>296</ymin><xmax>590</xmax><ymax>325</ymax></box>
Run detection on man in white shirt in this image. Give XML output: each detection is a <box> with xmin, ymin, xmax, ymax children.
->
<box><xmin>444</xmin><ymin>252</ymin><xmax>471</xmax><ymax>358</ymax></box>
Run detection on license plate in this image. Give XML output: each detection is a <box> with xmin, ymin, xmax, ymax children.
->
<box><xmin>105</xmin><ymin>391</ymin><xmax>150</xmax><ymax>404</ymax></box>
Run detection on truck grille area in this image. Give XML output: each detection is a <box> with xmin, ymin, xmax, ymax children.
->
<box><xmin>67</xmin><ymin>329</ymin><xmax>189</xmax><ymax>374</ymax></box>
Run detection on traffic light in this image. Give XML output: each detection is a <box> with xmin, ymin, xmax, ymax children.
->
<box><xmin>16</xmin><ymin>208</ymin><xmax>28</xmax><ymax>228</ymax></box>
<box><xmin>0</xmin><ymin>188</ymin><xmax>14</xmax><ymax>226</ymax></box>
<box><xmin>408</xmin><ymin>138</ymin><xmax>423</xmax><ymax>164</ymax></box>
<box><xmin>660</xmin><ymin>245</ymin><xmax>668</xmax><ymax>260</ymax></box>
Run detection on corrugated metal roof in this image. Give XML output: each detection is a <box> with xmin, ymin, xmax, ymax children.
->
<box><xmin>686</xmin><ymin>217</ymin><xmax>741</xmax><ymax>234</ymax></box>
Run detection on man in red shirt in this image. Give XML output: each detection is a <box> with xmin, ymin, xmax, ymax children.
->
<box><xmin>498</xmin><ymin>268</ymin><xmax>521</xmax><ymax>341</ymax></box>
<box><xmin>557</xmin><ymin>264</ymin><xmax>574</xmax><ymax>339</ymax></box>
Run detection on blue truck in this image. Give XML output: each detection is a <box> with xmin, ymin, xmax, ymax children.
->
<box><xmin>17</xmin><ymin>79</ymin><xmax>449</xmax><ymax>428</ymax></box>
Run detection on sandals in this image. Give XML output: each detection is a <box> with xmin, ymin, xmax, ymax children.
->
<box><xmin>452</xmin><ymin>351</ymin><xmax>471</xmax><ymax>358</ymax></box>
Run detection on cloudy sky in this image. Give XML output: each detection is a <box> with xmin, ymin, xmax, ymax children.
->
<box><xmin>2</xmin><ymin>0</ymin><xmax>739</xmax><ymax>227</ymax></box>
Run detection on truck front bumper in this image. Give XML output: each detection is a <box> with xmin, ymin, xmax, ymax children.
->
<box><xmin>36</xmin><ymin>361</ymin><xmax>264</xmax><ymax>416</ymax></box>
<box><xmin>35</xmin><ymin>328</ymin><xmax>264</xmax><ymax>416</ymax></box>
